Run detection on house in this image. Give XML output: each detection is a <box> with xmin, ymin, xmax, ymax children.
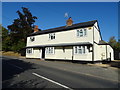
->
<box><xmin>26</xmin><ymin>18</ymin><xmax>114</xmax><ymax>62</ymax></box>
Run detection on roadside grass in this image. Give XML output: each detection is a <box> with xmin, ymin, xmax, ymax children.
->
<box><xmin>1</xmin><ymin>51</ymin><xmax>120</xmax><ymax>69</ymax></box>
<box><xmin>1</xmin><ymin>51</ymin><xmax>21</xmax><ymax>57</ymax></box>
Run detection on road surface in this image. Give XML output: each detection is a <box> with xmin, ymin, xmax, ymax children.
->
<box><xmin>2</xmin><ymin>56</ymin><xmax>119</xmax><ymax>89</ymax></box>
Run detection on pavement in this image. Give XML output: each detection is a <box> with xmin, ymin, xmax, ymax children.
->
<box><xmin>2</xmin><ymin>55</ymin><xmax>120</xmax><ymax>89</ymax></box>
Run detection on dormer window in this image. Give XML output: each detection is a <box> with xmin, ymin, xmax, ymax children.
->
<box><xmin>77</xmin><ymin>29</ymin><xmax>87</xmax><ymax>37</ymax></box>
<box><xmin>49</xmin><ymin>33</ymin><xmax>55</xmax><ymax>40</ymax></box>
<box><xmin>30</xmin><ymin>36</ymin><xmax>35</xmax><ymax>42</ymax></box>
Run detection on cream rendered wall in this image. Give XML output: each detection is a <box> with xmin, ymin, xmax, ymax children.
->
<box><xmin>45</xmin><ymin>46</ymin><xmax>93</xmax><ymax>61</ymax></box>
<box><xmin>64</xmin><ymin>46</ymin><xmax>73</xmax><ymax>60</ymax></box>
<box><xmin>45</xmin><ymin>46</ymin><xmax>73</xmax><ymax>60</ymax></box>
<box><xmin>26</xmin><ymin>48</ymin><xmax>34</xmax><ymax>58</ymax></box>
<box><xmin>54</xmin><ymin>47</ymin><xmax>64</xmax><ymax>59</ymax></box>
<box><xmin>94</xmin><ymin>44</ymin><xmax>106</xmax><ymax>61</ymax></box>
<box><xmin>94</xmin><ymin>44</ymin><xmax>114</xmax><ymax>61</ymax></box>
<box><xmin>107</xmin><ymin>45</ymin><xmax>114</xmax><ymax>60</ymax></box>
<box><xmin>26</xmin><ymin>48</ymin><xmax>42</xmax><ymax>58</ymax></box>
<box><xmin>33</xmin><ymin>49</ymin><xmax>42</xmax><ymax>58</ymax></box>
<box><xmin>27</xmin><ymin>27</ymin><xmax>94</xmax><ymax>47</ymax></box>
<box><xmin>73</xmin><ymin>46</ymin><xmax>92</xmax><ymax>61</ymax></box>
<box><xmin>94</xmin><ymin>22</ymin><xmax>102</xmax><ymax>43</ymax></box>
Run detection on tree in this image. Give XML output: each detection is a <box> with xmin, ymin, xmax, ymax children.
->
<box><xmin>2</xmin><ymin>26</ymin><xmax>12</xmax><ymax>51</ymax></box>
<box><xmin>108</xmin><ymin>36</ymin><xmax>120</xmax><ymax>50</ymax></box>
<box><xmin>108</xmin><ymin>36</ymin><xmax>117</xmax><ymax>49</ymax></box>
<box><xmin>7</xmin><ymin>7</ymin><xmax>38</xmax><ymax>52</ymax></box>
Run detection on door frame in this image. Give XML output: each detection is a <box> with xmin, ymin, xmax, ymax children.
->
<box><xmin>42</xmin><ymin>47</ymin><xmax>45</xmax><ymax>59</ymax></box>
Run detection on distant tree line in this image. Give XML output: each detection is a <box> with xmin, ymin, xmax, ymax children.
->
<box><xmin>2</xmin><ymin>7</ymin><xmax>38</xmax><ymax>53</ymax></box>
<box><xmin>108</xmin><ymin>36</ymin><xmax>120</xmax><ymax>60</ymax></box>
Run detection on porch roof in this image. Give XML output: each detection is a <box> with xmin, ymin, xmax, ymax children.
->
<box><xmin>26</xmin><ymin>42</ymin><xmax>93</xmax><ymax>48</ymax></box>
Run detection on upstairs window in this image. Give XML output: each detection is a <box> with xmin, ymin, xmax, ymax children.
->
<box><xmin>77</xmin><ymin>29</ymin><xmax>87</xmax><ymax>37</ymax></box>
<box><xmin>84</xmin><ymin>29</ymin><xmax>87</xmax><ymax>36</ymax></box>
<box><xmin>46</xmin><ymin>47</ymin><xmax>54</xmax><ymax>54</ymax></box>
<box><xmin>30</xmin><ymin>36</ymin><xmax>35</xmax><ymax>42</ymax></box>
<box><xmin>49</xmin><ymin>33</ymin><xmax>55</xmax><ymax>40</ymax></box>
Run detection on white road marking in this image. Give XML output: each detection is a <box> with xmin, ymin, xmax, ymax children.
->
<box><xmin>32</xmin><ymin>72</ymin><xmax>73</xmax><ymax>90</ymax></box>
<box><xmin>8</xmin><ymin>63</ymin><xmax>23</xmax><ymax>70</ymax></box>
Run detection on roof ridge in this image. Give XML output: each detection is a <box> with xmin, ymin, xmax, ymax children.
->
<box><xmin>28</xmin><ymin>20</ymin><xmax>97</xmax><ymax>36</ymax></box>
<box><xmin>42</xmin><ymin>20</ymin><xmax>97</xmax><ymax>31</ymax></box>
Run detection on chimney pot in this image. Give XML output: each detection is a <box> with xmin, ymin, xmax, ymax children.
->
<box><xmin>34</xmin><ymin>25</ymin><xmax>39</xmax><ymax>33</ymax></box>
<box><xmin>66</xmin><ymin>17</ymin><xmax>73</xmax><ymax>26</ymax></box>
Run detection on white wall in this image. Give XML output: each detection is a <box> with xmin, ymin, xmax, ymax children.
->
<box><xmin>45</xmin><ymin>46</ymin><xmax>92</xmax><ymax>61</ymax></box>
<box><xmin>27</xmin><ymin>27</ymin><xmax>94</xmax><ymax>47</ymax></box>
<box><xmin>33</xmin><ymin>48</ymin><xmax>42</xmax><ymax>58</ymax></box>
<box><xmin>45</xmin><ymin>46</ymin><xmax>73</xmax><ymax>60</ymax></box>
<box><xmin>94</xmin><ymin>44</ymin><xmax>106</xmax><ymax>61</ymax></box>
<box><xmin>93</xmin><ymin>22</ymin><xmax>102</xmax><ymax>43</ymax></box>
<box><xmin>73</xmin><ymin>46</ymin><xmax>92</xmax><ymax>61</ymax></box>
<box><xmin>94</xmin><ymin>44</ymin><xmax>114</xmax><ymax>61</ymax></box>
<box><xmin>107</xmin><ymin>45</ymin><xmax>114</xmax><ymax>60</ymax></box>
<box><xmin>26</xmin><ymin>48</ymin><xmax>42</xmax><ymax>58</ymax></box>
<box><xmin>26</xmin><ymin>48</ymin><xmax>34</xmax><ymax>58</ymax></box>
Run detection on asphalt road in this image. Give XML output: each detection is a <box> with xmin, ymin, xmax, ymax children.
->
<box><xmin>2</xmin><ymin>56</ymin><xmax>119</xmax><ymax>89</ymax></box>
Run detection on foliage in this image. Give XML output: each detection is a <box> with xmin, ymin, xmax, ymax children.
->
<box><xmin>5</xmin><ymin>7</ymin><xmax>38</xmax><ymax>52</ymax></box>
<box><xmin>2</xmin><ymin>26</ymin><xmax>12</xmax><ymax>51</ymax></box>
<box><xmin>108</xmin><ymin>36</ymin><xmax>120</xmax><ymax>51</ymax></box>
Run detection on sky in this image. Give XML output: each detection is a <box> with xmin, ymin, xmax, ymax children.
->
<box><xmin>2</xmin><ymin>2</ymin><xmax>118</xmax><ymax>42</ymax></box>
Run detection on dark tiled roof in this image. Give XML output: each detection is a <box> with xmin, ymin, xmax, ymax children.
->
<box><xmin>28</xmin><ymin>20</ymin><xmax>97</xmax><ymax>36</ymax></box>
<box><xmin>26</xmin><ymin>42</ymin><xmax>92</xmax><ymax>48</ymax></box>
<box><xmin>98</xmin><ymin>40</ymin><xmax>109</xmax><ymax>45</ymax></box>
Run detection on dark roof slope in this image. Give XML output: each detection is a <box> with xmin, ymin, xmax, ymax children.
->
<box><xmin>98</xmin><ymin>40</ymin><xmax>109</xmax><ymax>45</ymax></box>
<box><xmin>28</xmin><ymin>20</ymin><xmax>97</xmax><ymax>36</ymax></box>
<box><xmin>26</xmin><ymin>42</ymin><xmax>92</xmax><ymax>48</ymax></box>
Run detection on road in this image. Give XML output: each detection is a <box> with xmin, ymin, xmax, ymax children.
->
<box><xmin>2</xmin><ymin>56</ymin><xmax>119</xmax><ymax>89</ymax></box>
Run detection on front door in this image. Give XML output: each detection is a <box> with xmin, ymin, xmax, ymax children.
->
<box><xmin>42</xmin><ymin>47</ymin><xmax>45</xmax><ymax>58</ymax></box>
<box><xmin>109</xmin><ymin>53</ymin><xmax>111</xmax><ymax>61</ymax></box>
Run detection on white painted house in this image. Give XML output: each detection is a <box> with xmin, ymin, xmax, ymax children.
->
<box><xmin>26</xmin><ymin>18</ymin><xmax>114</xmax><ymax>62</ymax></box>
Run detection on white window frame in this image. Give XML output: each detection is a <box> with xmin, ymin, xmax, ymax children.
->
<box><xmin>49</xmin><ymin>33</ymin><xmax>55</xmax><ymax>40</ymax></box>
<box><xmin>30</xmin><ymin>36</ymin><xmax>35</xmax><ymax>42</ymax></box>
<box><xmin>84</xmin><ymin>29</ymin><xmax>87</xmax><ymax>36</ymax></box>
<box><xmin>74</xmin><ymin>46</ymin><xmax>87</xmax><ymax>54</ymax></box>
<box><xmin>76</xmin><ymin>28</ymin><xmax>87</xmax><ymax>37</ymax></box>
<box><xmin>27</xmin><ymin>48</ymin><xmax>33</xmax><ymax>54</ymax></box>
<box><xmin>45</xmin><ymin>47</ymin><xmax>55</xmax><ymax>54</ymax></box>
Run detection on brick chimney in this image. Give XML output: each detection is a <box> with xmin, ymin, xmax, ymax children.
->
<box><xmin>34</xmin><ymin>25</ymin><xmax>39</xmax><ymax>33</ymax></box>
<box><xmin>66</xmin><ymin>17</ymin><xmax>73</xmax><ymax>26</ymax></box>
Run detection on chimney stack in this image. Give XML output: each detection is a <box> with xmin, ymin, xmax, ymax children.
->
<box><xmin>34</xmin><ymin>25</ymin><xmax>39</xmax><ymax>33</ymax></box>
<box><xmin>66</xmin><ymin>17</ymin><xmax>73</xmax><ymax>26</ymax></box>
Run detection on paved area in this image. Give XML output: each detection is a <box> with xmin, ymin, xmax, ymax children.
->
<box><xmin>2</xmin><ymin>56</ymin><xmax>120</xmax><ymax>89</ymax></box>
<box><xmin>4</xmin><ymin>56</ymin><xmax>119</xmax><ymax>82</ymax></box>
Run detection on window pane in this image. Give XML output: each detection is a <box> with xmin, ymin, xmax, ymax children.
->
<box><xmin>49</xmin><ymin>34</ymin><xmax>51</xmax><ymax>39</ymax></box>
<box><xmin>49</xmin><ymin>33</ymin><xmax>55</xmax><ymax>40</ymax></box>
<box><xmin>80</xmin><ymin>30</ymin><xmax>83</xmax><ymax>37</ymax></box>
<box><xmin>83</xmin><ymin>46</ymin><xmax>85</xmax><ymax>53</ymax></box>
<box><xmin>75</xmin><ymin>46</ymin><xmax>77</xmax><ymax>53</ymax></box>
<box><xmin>78</xmin><ymin>48</ymin><xmax>82</xmax><ymax>54</ymax></box>
<box><xmin>84</xmin><ymin>29</ymin><xmax>87</xmax><ymax>36</ymax></box>
<box><xmin>77</xmin><ymin>30</ymin><xmax>79</xmax><ymax>36</ymax></box>
<box><xmin>78</xmin><ymin>46</ymin><xmax>82</xmax><ymax>54</ymax></box>
<box><xmin>51</xmin><ymin>47</ymin><xmax>53</xmax><ymax>53</ymax></box>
